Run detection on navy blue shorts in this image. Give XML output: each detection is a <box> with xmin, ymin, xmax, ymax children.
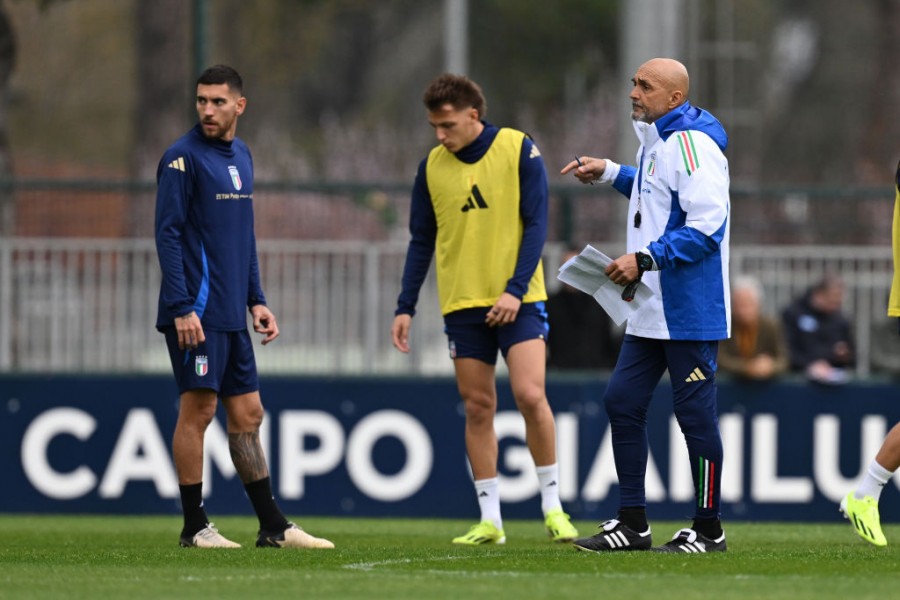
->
<box><xmin>163</xmin><ymin>328</ymin><xmax>259</xmax><ymax>396</ymax></box>
<box><xmin>444</xmin><ymin>302</ymin><xmax>548</xmax><ymax>365</ymax></box>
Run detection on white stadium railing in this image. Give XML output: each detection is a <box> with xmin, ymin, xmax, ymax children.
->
<box><xmin>0</xmin><ymin>239</ymin><xmax>894</xmax><ymax>377</ymax></box>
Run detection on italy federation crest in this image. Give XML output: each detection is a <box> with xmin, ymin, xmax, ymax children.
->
<box><xmin>195</xmin><ymin>355</ymin><xmax>209</xmax><ymax>377</ymax></box>
<box><xmin>227</xmin><ymin>165</ymin><xmax>242</xmax><ymax>190</ymax></box>
<box><xmin>647</xmin><ymin>151</ymin><xmax>657</xmax><ymax>176</ymax></box>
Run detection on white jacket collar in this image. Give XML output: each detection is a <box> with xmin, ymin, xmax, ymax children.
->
<box><xmin>633</xmin><ymin>119</ymin><xmax>660</xmax><ymax>148</ymax></box>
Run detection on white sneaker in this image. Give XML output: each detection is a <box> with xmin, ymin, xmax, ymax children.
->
<box><xmin>179</xmin><ymin>523</ymin><xmax>241</xmax><ymax>548</ymax></box>
<box><xmin>256</xmin><ymin>522</ymin><xmax>334</xmax><ymax>549</ymax></box>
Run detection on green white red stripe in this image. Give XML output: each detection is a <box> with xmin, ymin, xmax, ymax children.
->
<box><xmin>677</xmin><ymin>131</ymin><xmax>700</xmax><ymax>175</ymax></box>
<box><xmin>698</xmin><ymin>456</ymin><xmax>715</xmax><ymax>509</ymax></box>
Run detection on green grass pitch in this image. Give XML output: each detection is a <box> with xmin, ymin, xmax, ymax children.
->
<box><xmin>1</xmin><ymin>515</ymin><xmax>899</xmax><ymax>599</ymax></box>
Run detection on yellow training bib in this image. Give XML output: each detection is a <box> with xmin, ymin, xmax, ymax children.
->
<box><xmin>889</xmin><ymin>161</ymin><xmax>900</xmax><ymax>317</ymax></box>
<box><xmin>425</xmin><ymin>128</ymin><xmax>546</xmax><ymax>315</ymax></box>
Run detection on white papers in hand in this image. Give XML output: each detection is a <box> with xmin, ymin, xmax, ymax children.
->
<box><xmin>556</xmin><ymin>244</ymin><xmax>652</xmax><ymax>326</ymax></box>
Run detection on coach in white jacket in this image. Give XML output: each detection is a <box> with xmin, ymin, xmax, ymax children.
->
<box><xmin>561</xmin><ymin>58</ymin><xmax>731</xmax><ymax>554</ymax></box>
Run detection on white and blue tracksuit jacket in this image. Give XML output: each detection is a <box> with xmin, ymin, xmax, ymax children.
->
<box><xmin>601</xmin><ymin>102</ymin><xmax>731</xmax><ymax>341</ymax></box>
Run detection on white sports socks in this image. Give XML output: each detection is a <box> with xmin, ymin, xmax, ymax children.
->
<box><xmin>474</xmin><ymin>477</ymin><xmax>502</xmax><ymax>530</ymax></box>
<box><xmin>855</xmin><ymin>459</ymin><xmax>895</xmax><ymax>501</ymax></box>
<box><xmin>536</xmin><ymin>463</ymin><xmax>563</xmax><ymax>514</ymax></box>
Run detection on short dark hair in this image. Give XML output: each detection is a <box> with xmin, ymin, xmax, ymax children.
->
<box><xmin>423</xmin><ymin>73</ymin><xmax>486</xmax><ymax>118</ymax></box>
<box><xmin>197</xmin><ymin>64</ymin><xmax>243</xmax><ymax>94</ymax></box>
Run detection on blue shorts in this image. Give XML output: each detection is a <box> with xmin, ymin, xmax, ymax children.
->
<box><xmin>163</xmin><ymin>328</ymin><xmax>259</xmax><ymax>396</ymax></box>
<box><xmin>444</xmin><ymin>302</ymin><xmax>548</xmax><ymax>365</ymax></box>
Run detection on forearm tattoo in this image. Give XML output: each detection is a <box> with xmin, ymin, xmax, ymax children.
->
<box><xmin>228</xmin><ymin>431</ymin><xmax>270</xmax><ymax>483</ymax></box>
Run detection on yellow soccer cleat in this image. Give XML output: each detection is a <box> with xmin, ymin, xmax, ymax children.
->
<box><xmin>841</xmin><ymin>493</ymin><xmax>888</xmax><ymax>547</ymax></box>
<box><xmin>545</xmin><ymin>509</ymin><xmax>579</xmax><ymax>543</ymax></box>
<box><xmin>452</xmin><ymin>520</ymin><xmax>506</xmax><ymax>545</ymax></box>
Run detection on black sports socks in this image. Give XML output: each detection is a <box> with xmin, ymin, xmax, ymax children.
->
<box><xmin>245</xmin><ymin>477</ymin><xmax>290</xmax><ymax>533</ymax></box>
<box><xmin>179</xmin><ymin>482</ymin><xmax>209</xmax><ymax>536</ymax></box>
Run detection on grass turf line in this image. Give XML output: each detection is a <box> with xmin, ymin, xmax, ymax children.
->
<box><xmin>0</xmin><ymin>515</ymin><xmax>899</xmax><ymax>599</ymax></box>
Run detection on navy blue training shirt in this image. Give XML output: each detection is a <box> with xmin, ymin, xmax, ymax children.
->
<box><xmin>155</xmin><ymin>123</ymin><xmax>266</xmax><ymax>331</ymax></box>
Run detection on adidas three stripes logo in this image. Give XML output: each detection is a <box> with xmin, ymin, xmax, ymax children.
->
<box><xmin>684</xmin><ymin>367</ymin><xmax>707</xmax><ymax>382</ymax></box>
<box><xmin>602</xmin><ymin>530</ymin><xmax>633</xmax><ymax>549</ymax></box>
<box><xmin>852</xmin><ymin>514</ymin><xmax>875</xmax><ymax>540</ymax></box>
<box><xmin>461</xmin><ymin>184</ymin><xmax>489</xmax><ymax>212</ymax></box>
<box><xmin>671</xmin><ymin>540</ymin><xmax>708</xmax><ymax>553</ymax></box>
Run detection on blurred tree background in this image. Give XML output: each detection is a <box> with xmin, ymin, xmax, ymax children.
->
<box><xmin>1</xmin><ymin>0</ymin><xmax>898</xmax><ymax>375</ymax></box>
<box><xmin>2</xmin><ymin>0</ymin><xmax>898</xmax><ymax>188</ymax></box>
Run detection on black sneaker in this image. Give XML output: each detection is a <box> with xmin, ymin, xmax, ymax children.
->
<box><xmin>256</xmin><ymin>521</ymin><xmax>334</xmax><ymax>549</ymax></box>
<box><xmin>572</xmin><ymin>519</ymin><xmax>652</xmax><ymax>552</ymax></box>
<box><xmin>653</xmin><ymin>528</ymin><xmax>726</xmax><ymax>553</ymax></box>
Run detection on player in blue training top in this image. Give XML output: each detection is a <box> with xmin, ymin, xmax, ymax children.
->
<box><xmin>155</xmin><ymin>64</ymin><xmax>332</xmax><ymax>550</ymax></box>
<box><xmin>391</xmin><ymin>73</ymin><xmax>579</xmax><ymax>545</ymax></box>
<box><xmin>562</xmin><ymin>58</ymin><xmax>731</xmax><ymax>553</ymax></box>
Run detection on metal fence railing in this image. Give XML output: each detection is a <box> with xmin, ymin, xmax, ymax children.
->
<box><xmin>1</xmin><ymin>178</ymin><xmax>895</xmax><ymax>376</ymax></box>
<box><xmin>0</xmin><ymin>238</ymin><xmax>894</xmax><ymax>377</ymax></box>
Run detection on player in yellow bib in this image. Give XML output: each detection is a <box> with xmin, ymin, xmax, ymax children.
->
<box><xmin>840</xmin><ymin>160</ymin><xmax>900</xmax><ymax>546</ymax></box>
<box><xmin>391</xmin><ymin>74</ymin><xmax>578</xmax><ymax>545</ymax></box>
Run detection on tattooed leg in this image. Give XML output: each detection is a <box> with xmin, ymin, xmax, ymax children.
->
<box><xmin>223</xmin><ymin>392</ymin><xmax>268</xmax><ymax>484</ymax></box>
<box><xmin>228</xmin><ymin>431</ymin><xmax>270</xmax><ymax>484</ymax></box>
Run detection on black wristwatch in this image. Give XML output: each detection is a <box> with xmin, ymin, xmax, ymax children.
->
<box><xmin>635</xmin><ymin>251</ymin><xmax>653</xmax><ymax>276</ymax></box>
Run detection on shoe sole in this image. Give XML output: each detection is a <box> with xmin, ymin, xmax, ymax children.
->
<box><xmin>452</xmin><ymin>536</ymin><xmax>506</xmax><ymax>545</ymax></box>
<box><xmin>179</xmin><ymin>534</ymin><xmax>241</xmax><ymax>548</ymax></box>
<box><xmin>180</xmin><ymin>539</ymin><xmax>241</xmax><ymax>548</ymax></box>
<box><xmin>651</xmin><ymin>545</ymin><xmax>726</xmax><ymax>553</ymax></box>
<box><xmin>258</xmin><ymin>529</ymin><xmax>335</xmax><ymax>549</ymax></box>
<box><xmin>573</xmin><ymin>543</ymin><xmax>650</xmax><ymax>553</ymax></box>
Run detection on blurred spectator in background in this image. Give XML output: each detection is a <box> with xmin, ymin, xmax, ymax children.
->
<box><xmin>782</xmin><ymin>274</ymin><xmax>855</xmax><ymax>384</ymax></box>
<box><xmin>546</xmin><ymin>248</ymin><xmax>622</xmax><ymax>371</ymax></box>
<box><xmin>718</xmin><ymin>275</ymin><xmax>788</xmax><ymax>381</ymax></box>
